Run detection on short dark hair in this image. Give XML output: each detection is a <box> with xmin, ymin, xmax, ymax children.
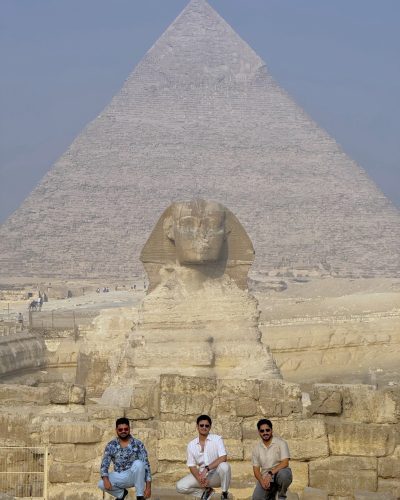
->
<box><xmin>116</xmin><ymin>417</ymin><xmax>130</xmax><ymax>428</ymax></box>
<box><xmin>257</xmin><ymin>419</ymin><xmax>273</xmax><ymax>430</ymax></box>
<box><xmin>197</xmin><ymin>415</ymin><xmax>212</xmax><ymax>426</ymax></box>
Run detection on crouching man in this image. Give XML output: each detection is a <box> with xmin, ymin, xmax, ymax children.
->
<box><xmin>252</xmin><ymin>419</ymin><xmax>292</xmax><ymax>500</ymax></box>
<box><xmin>98</xmin><ymin>417</ymin><xmax>151</xmax><ymax>499</ymax></box>
<box><xmin>176</xmin><ymin>414</ymin><xmax>231</xmax><ymax>499</ymax></box>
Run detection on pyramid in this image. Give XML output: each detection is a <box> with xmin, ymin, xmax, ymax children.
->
<box><xmin>1</xmin><ymin>0</ymin><xmax>399</xmax><ymax>280</ymax></box>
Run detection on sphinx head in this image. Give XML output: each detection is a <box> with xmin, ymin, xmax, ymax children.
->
<box><xmin>164</xmin><ymin>200</ymin><xmax>226</xmax><ymax>265</ymax></box>
<box><xmin>140</xmin><ymin>199</ymin><xmax>254</xmax><ymax>291</ymax></box>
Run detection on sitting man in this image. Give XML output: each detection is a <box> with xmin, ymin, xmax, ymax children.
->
<box><xmin>176</xmin><ymin>414</ymin><xmax>231</xmax><ymax>499</ymax></box>
<box><xmin>98</xmin><ymin>417</ymin><xmax>151</xmax><ymax>499</ymax></box>
<box><xmin>252</xmin><ymin>419</ymin><xmax>292</xmax><ymax>500</ymax></box>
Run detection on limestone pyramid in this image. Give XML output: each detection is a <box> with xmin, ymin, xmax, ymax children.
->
<box><xmin>1</xmin><ymin>0</ymin><xmax>399</xmax><ymax>279</ymax></box>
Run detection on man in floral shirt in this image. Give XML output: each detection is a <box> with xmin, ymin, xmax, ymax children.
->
<box><xmin>98</xmin><ymin>417</ymin><xmax>152</xmax><ymax>499</ymax></box>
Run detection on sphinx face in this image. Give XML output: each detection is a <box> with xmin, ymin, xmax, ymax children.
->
<box><xmin>171</xmin><ymin>201</ymin><xmax>226</xmax><ymax>265</ymax></box>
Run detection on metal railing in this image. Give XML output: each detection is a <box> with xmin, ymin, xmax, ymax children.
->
<box><xmin>0</xmin><ymin>446</ymin><xmax>48</xmax><ymax>499</ymax></box>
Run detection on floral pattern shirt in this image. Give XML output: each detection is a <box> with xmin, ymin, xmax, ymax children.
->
<box><xmin>100</xmin><ymin>435</ymin><xmax>152</xmax><ymax>482</ymax></box>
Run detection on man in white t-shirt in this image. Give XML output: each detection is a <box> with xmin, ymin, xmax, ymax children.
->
<box><xmin>252</xmin><ymin>418</ymin><xmax>292</xmax><ymax>500</ymax></box>
<box><xmin>176</xmin><ymin>414</ymin><xmax>231</xmax><ymax>500</ymax></box>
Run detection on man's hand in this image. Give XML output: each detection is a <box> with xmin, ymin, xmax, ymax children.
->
<box><xmin>198</xmin><ymin>469</ymin><xmax>209</xmax><ymax>487</ymax></box>
<box><xmin>103</xmin><ymin>476</ymin><xmax>112</xmax><ymax>491</ymax></box>
<box><xmin>260</xmin><ymin>474</ymin><xmax>271</xmax><ymax>490</ymax></box>
<box><xmin>144</xmin><ymin>482</ymin><xmax>151</xmax><ymax>499</ymax></box>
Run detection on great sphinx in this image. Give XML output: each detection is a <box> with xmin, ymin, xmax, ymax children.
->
<box><xmin>77</xmin><ymin>200</ymin><xmax>280</xmax><ymax>403</ymax></box>
<box><xmin>121</xmin><ymin>199</ymin><xmax>281</xmax><ymax>382</ymax></box>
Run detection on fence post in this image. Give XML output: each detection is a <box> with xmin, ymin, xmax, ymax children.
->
<box><xmin>43</xmin><ymin>446</ymin><xmax>48</xmax><ymax>500</ymax></box>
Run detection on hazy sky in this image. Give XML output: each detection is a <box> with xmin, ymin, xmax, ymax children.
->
<box><xmin>1</xmin><ymin>0</ymin><xmax>399</xmax><ymax>224</ymax></box>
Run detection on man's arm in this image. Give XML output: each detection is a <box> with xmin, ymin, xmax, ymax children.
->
<box><xmin>206</xmin><ymin>454</ymin><xmax>227</xmax><ymax>471</ymax></box>
<box><xmin>270</xmin><ymin>457</ymin><xmax>289</xmax><ymax>475</ymax></box>
<box><xmin>100</xmin><ymin>443</ymin><xmax>113</xmax><ymax>490</ymax></box>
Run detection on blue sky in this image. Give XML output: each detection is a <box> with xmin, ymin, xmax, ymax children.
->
<box><xmin>1</xmin><ymin>0</ymin><xmax>399</xmax><ymax>223</ymax></box>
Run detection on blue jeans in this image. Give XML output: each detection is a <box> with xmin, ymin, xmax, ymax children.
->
<box><xmin>98</xmin><ymin>460</ymin><xmax>146</xmax><ymax>498</ymax></box>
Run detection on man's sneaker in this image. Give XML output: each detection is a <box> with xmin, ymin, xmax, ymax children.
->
<box><xmin>201</xmin><ymin>487</ymin><xmax>215</xmax><ymax>500</ymax></box>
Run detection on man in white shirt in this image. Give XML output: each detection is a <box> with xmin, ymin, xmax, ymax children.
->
<box><xmin>176</xmin><ymin>414</ymin><xmax>231</xmax><ymax>500</ymax></box>
<box><xmin>252</xmin><ymin>419</ymin><xmax>292</xmax><ymax>500</ymax></box>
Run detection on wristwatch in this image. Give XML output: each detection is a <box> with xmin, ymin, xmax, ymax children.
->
<box><xmin>267</xmin><ymin>471</ymin><xmax>273</xmax><ymax>476</ymax></box>
<box><xmin>205</xmin><ymin>466</ymin><xmax>210</xmax><ymax>472</ymax></box>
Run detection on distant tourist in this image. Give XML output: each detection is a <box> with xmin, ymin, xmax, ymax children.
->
<box><xmin>98</xmin><ymin>417</ymin><xmax>151</xmax><ymax>499</ymax></box>
<box><xmin>176</xmin><ymin>414</ymin><xmax>231</xmax><ymax>500</ymax></box>
<box><xmin>17</xmin><ymin>312</ymin><xmax>23</xmax><ymax>324</ymax></box>
<box><xmin>251</xmin><ymin>419</ymin><xmax>292</xmax><ymax>500</ymax></box>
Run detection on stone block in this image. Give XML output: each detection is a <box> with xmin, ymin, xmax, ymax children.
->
<box><xmin>212</xmin><ymin>417</ymin><xmax>243</xmax><ymax>440</ymax></box>
<box><xmin>127</xmin><ymin>382</ymin><xmax>159</xmax><ymax>419</ymax></box>
<box><xmin>49</xmin><ymin>382</ymin><xmax>72</xmax><ymax>404</ymax></box>
<box><xmin>70</xmin><ymin>385</ymin><xmax>86</xmax><ymax>404</ymax></box>
<box><xmin>48</xmin><ymin>382</ymin><xmax>85</xmax><ymax>405</ymax></box>
<box><xmin>49</xmin><ymin>444</ymin><xmax>75</xmax><ymax>462</ymax></box>
<box><xmin>100</xmin><ymin>385</ymin><xmax>133</xmax><ymax>408</ymax></box>
<box><xmin>258</xmin><ymin>380</ymin><xmax>302</xmax><ymax>417</ymax></box>
<box><xmin>290</xmin><ymin>461</ymin><xmax>309</xmax><ymax>493</ymax></box>
<box><xmin>0</xmin><ymin>384</ymin><xmax>50</xmax><ymax>405</ymax></box>
<box><xmin>49</xmin><ymin>483</ymin><xmax>100</xmax><ymax>500</ymax></box>
<box><xmin>160</xmin><ymin>393</ymin><xmax>213</xmax><ymax>416</ymax></box>
<box><xmin>155</xmin><ymin>461</ymin><xmax>189</xmax><ymax>484</ymax></box>
<box><xmin>310</xmin><ymin>385</ymin><xmax>342</xmax><ymax>415</ymax></box>
<box><xmin>0</xmin><ymin>411</ymin><xmax>33</xmax><ymax>446</ymax></box>
<box><xmin>158</xmin><ymin>439</ymin><xmax>187</xmax><ymax>461</ymax></box>
<box><xmin>309</xmin><ymin>456</ymin><xmax>377</xmax><ymax>496</ymax></box>
<box><xmin>86</xmin><ymin>406</ymin><xmax>124</xmax><ymax>422</ymax></box>
<box><xmin>327</xmin><ymin>421</ymin><xmax>395</xmax><ymax>457</ymax></box>
<box><xmin>378</xmin><ymin>456</ymin><xmax>400</xmax><ymax>478</ymax></box>
<box><xmin>160</xmin><ymin>374</ymin><xmax>217</xmax><ymax>395</ymax></box>
<box><xmin>211</xmin><ymin>396</ymin><xmax>237</xmax><ymax>416</ymax></box>
<box><xmin>377</xmin><ymin>478</ymin><xmax>400</xmax><ymax>496</ymax></box>
<box><xmin>158</xmin><ymin>420</ymin><xmax>197</xmax><ymax>440</ymax></box>
<box><xmin>341</xmin><ymin>385</ymin><xmax>398</xmax><ymax>424</ymax></box>
<box><xmin>49</xmin><ymin>462</ymin><xmax>91</xmax><ymax>483</ymax></box>
<box><xmin>354</xmin><ymin>491</ymin><xmax>396</xmax><ymax>500</ymax></box>
<box><xmin>228</xmin><ymin>460</ymin><xmax>254</xmax><ymax>480</ymax></box>
<box><xmin>217</xmin><ymin>379</ymin><xmax>259</xmax><ymax>399</ymax></box>
<box><xmin>49</xmin><ymin>423</ymin><xmax>104</xmax><ymax>444</ymax></box>
<box><xmin>224</xmin><ymin>439</ymin><xmax>243</xmax><ymax>460</ymax></box>
<box><xmin>301</xmin><ymin>487</ymin><xmax>328</xmax><ymax>500</ymax></box>
<box><xmin>235</xmin><ymin>397</ymin><xmax>258</xmax><ymax>417</ymax></box>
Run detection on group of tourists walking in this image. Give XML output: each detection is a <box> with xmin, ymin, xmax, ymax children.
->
<box><xmin>98</xmin><ymin>415</ymin><xmax>292</xmax><ymax>500</ymax></box>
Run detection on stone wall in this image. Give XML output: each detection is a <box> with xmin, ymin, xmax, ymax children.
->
<box><xmin>0</xmin><ymin>376</ymin><xmax>399</xmax><ymax>498</ymax></box>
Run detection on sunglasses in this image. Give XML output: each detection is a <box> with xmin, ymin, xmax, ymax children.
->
<box><xmin>199</xmin><ymin>424</ymin><xmax>211</xmax><ymax>428</ymax></box>
<box><xmin>259</xmin><ymin>428</ymin><xmax>272</xmax><ymax>434</ymax></box>
<box><xmin>117</xmin><ymin>427</ymin><xmax>130</xmax><ymax>432</ymax></box>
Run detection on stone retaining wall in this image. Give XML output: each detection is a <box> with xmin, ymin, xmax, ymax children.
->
<box><xmin>0</xmin><ymin>376</ymin><xmax>399</xmax><ymax>499</ymax></box>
